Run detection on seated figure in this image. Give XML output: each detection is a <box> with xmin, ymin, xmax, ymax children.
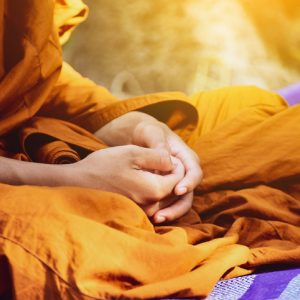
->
<box><xmin>0</xmin><ymin>1</ymin><xmax>299</xmax><ymax>299</ymax></box>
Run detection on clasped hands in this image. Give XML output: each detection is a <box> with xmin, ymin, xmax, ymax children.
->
<box><xmin>75</xmin><ymin>112</ymin><xmax>202</xmax><ymax>224</ymax></box>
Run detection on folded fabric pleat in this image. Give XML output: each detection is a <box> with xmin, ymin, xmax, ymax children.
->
<box><xmin>0</xmin><ymin>116</ymin><xmax>107</xmax><ymax>164</ymax></box>
<box><xmin>33</xmin><ymin>140</ymin><xmax>80</xmax><ymax>164</ymax></box>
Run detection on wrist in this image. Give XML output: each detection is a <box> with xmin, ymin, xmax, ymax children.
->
<box><xmin>0</xmin><ymin>156</ymin><xmax>71</xmax><ymax>187</ymax></box>
<box><xmin>21</xmin><ymin>162</ymin><xmax>73</xmax><ymax>187</ymax></box>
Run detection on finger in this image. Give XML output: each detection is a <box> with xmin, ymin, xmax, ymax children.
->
<box><xmin>157</xmin><ymin>156</ymin><xmax>185</xmax><ymax>188</ymax></box>
<box><xmin>141</xmin><ymin>195</ymin><xmax>178</xmax><ymax>217</ymax></box>
<box><xmin>138</xmin><ymin>156</ymin><xmax>184</xmax><ymax>203</ymax></box>
<box><xmin>153</xmin><ymin>192</ymin><xmax>194</xmax><ymax>223</ymax></box>
<box><xmin>133</xmin><ymin>148</ymin><xmax>173</xmax><ymax>172</ymax></box>
<box><xmin>133</xmin><ymin>122</ymin><xmax>171</xmax><ymax>153</ymax></box>
<box><xmin>145</xmin><ymin>126</ymin><xmax>170</xmax><ymax>152</ymax></box>
<box><xmin>175</xmin><ymin>166</ymin><xmax>203</xmax><ymax>195</ymax></box>
<box><xmin>174</xmin><ymin>153</ymin><xmax>203</xmax><ymax>195</ymax></box>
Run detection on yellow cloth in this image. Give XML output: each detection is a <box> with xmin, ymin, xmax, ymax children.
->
<box><xmin>0</xmin><ymin>1</ymin><xmax>299</xmax><ymax>299</ymax></box>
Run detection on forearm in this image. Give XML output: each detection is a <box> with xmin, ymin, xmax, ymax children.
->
<box><xmin>0</xmin><ymin>157</ymin><xmax>71</xmax><ymax>186</ymax></box>
<box><xmin>94</xmin><ymin>111</ymin><xmax>158</xmax><ymax>146</ymax></box>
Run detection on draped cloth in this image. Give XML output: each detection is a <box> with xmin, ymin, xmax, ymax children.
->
<box><xmin>0</xmin><ymin>0</ymin><xmax>299</xmax><ymax>299</ymax></box>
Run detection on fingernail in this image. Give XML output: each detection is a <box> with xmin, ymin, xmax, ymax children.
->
<box><xmin>177</xmin><ymin>186</ymin><xmax>187</xmax><ymax>195</ymax></box>
<box><xmin>155</xmin><ymin>215</ymin><xmax>166</xmax><ymax>223</ymax></box>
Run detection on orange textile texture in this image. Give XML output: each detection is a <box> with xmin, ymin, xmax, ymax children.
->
<box><xmin>0</xmin><ymin>0</ymin><xmax>300</xmax><ymax>299</ymax></box>
<box><xmin>1</xmin><ymin>90</ymin><xmax>300</xmax><ymax>299</ymax></box>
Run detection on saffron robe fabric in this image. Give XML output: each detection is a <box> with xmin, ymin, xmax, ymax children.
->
<box><xmin>0</xmin><ymin>0</ymin><xmax>300</xmax><ymax>299</ymax></box>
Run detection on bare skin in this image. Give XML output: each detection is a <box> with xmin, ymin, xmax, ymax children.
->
<box><xmin>0</xmin><ymin>146</ymin><xmax>183</xmax><ymax>204</ymax></box>
<box><xmin>0</xmin><ymin>111</ymin><xmax>202</xmax><ymax>224</ymax></box>
<box><xmin>68</xmin><ymin>145</ymin><xmax>185</xmax><ymax>211</ymax></box>
<box><xmin>95</xmin><ymin>111</ymin><xmax>203</xmax><ymax>223</ymax></box>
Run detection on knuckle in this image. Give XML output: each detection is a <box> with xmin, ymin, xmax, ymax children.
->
<box><xmin>133</xmin><ymin>157</ymin><xmax>144</xmax><ymax>168</ymax></box>
<box><xmin>127</xmin><ymin>144</ymin><xmax>139</xmax><ymax>155</ymax></box>
<box><xmin>134</xmin><ymin>121</ymin><xmax>147</xmax><ymax>135</ymax></box>
<box><xmin>158</xmin><ymin>154</ymin><xmax>169</xmax><ymax>168</ymax></box>
<box><xmin>138</xmin><ymin>121</ymin><xmax>154</xmax><ymax>136</ymax></box>
<box><xmin>151</xmin><ymin>186</ymin><xmax>164</xmax><ymax>201</ymax></box>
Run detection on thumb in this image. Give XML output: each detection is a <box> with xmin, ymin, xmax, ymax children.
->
<box><xmin>133</xmin><ymin>148</ymin><xmax>173</xmax><ymax>172</ymax></box>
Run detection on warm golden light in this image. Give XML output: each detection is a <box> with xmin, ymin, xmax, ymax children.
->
<box><xmin>64</xmin><ymin>0</ymin><xmax>300</xmax><ymax>98</ymax></box>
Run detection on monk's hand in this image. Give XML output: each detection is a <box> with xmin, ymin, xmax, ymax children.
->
<box><xmin>94</xmin><ymin>111</ymin><xmax>203</xmax><ymax>222</ymax></box>
<box><xmin>68</xmin><ymin>145</ymin><xmax>185</xmax><ymax>210</ymax></box>
<box><xmin>132</xmin><ymin>120</ymin><xmax>203</xmax><ymax>223</ymax></box>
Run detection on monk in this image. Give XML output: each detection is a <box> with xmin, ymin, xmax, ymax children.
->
<box><xmin>0</xmin><ymin>0</ymin><xmax>300</xmax><ymax>299</ymax></box>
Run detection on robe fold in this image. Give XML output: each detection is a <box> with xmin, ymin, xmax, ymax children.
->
<box><xmin>0</xmin><ymin>0</ymin><xmax>299</xmax><ymax>299</ymax></box>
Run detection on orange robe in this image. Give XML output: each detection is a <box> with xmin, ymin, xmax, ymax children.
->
<box><xmin>0</xmin><ymin>0</ymin><xmax>300</xmax><ymax>299</ymax></box>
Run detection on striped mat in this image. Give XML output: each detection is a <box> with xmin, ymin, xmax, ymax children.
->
<box><xmin>207</xmin><ymin>268</ymin><xmax>300</xmax><ymax>300</ymax></box>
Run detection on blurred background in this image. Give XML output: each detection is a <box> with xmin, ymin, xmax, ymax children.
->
<box><xmin>63</xmin><ymin>0</ymin><xmax>300</xmax><ymax>99</ymax></box>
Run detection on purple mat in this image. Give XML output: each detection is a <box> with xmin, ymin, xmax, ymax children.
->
<box><xmin>277</xmin><ymin>82</ymin><xmax>300</xmax><ymax>106</ymax></box>
<box><xmin>207</xmin><ymin>267</ymin><xmax>300</xmax><ymax>300</ymax></box>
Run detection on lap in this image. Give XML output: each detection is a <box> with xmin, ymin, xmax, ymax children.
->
<box><xmin>186</xmin><ymin>86</ymin><xmax>288</xmax><ymax>145</ymax></box>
